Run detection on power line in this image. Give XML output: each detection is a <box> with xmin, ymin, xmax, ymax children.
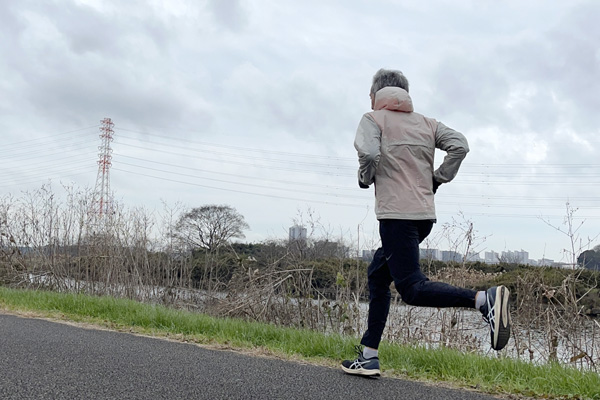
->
<box><xmin>112</xmin><ymin>153</ymin><xmax>359</xmax><ymax>192</ymax></box>
<box><xmin>111</xmin><ymin>167</ymin><xmax>600</xmax><ymax>219</ymax></box>
<box><xmin>0</xmin><ymin>166</ymin><xmax>96</xmax><ymax>187</ymax></box>
<box><xmin>113</xmin><ymin>130</ymin><xmax>600</xmax><ymax>181</ymax></box>
<box><xmin>111</xmin><ymin>154</ymin><xmax>600</xmax><ymax>207</ymax></box>
<box><xmin>0</xmin><ymin>158</ymin><xmax>94</xmax><ymax>177</ymax></box>
<box><xmin>111</xmin><ymin>140</ymin><xmax>600</xmax><ymax>183</ymax></box>
<box><xmin>112</xmin><ymin>167</ymin><xmax>370</xmax><ymax>209</ymax></box>
<box><xmin>112</xmin><ymin>141</ymin><xmax>353</xmax><ymax>176</ymax></box>
<box><xmin>113</xmin><ymin>137</ymin><xmax>355</xmax><ymax>171</ymax></box>
<box><xmin>108</xmin><ymin>142</ymin><xmax>599</xmax><ymax>210</ymax></box>
<box><xmin>116</xmin><ymin>160</ymin><xmax>367</xmax><ymax>200</ymax></box>
<box><xmin>2</xmin><ymin>123</ymin><xmax>599</xmax><ymax>220</ymax></box>
<box><xmin>111</xmin><ymin>159</ymin><xmax>600</xmax><ymax>212</ymax></box>
<box><xmin>116</xmin><ymin>126</ymin><xmax>600</xmax><ymax>169</ymax></box>
<box><xmin>116</xmin><ymin>127</ymin><xmax>353</xmax><ymax>161</ymax></box>
<box><xmin>2</xmin><ymin>125</ymin><xmax>99</xmax><ymax>148</ymax></box>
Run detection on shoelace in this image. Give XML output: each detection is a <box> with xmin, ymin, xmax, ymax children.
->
<box><xmin>353</xmin><ymin>344</ymin><xmax>363</xmax><ymax>357</ymax></box>
<box><xmin>482</xmin><ymin>302</ymin><xmax>495</xmax><ymax>326</ymax></box>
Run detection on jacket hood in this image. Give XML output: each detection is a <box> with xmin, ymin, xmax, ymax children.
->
<box><xmin>373</xmin><ymin>87</ymin><xmax>414</xmax><ymax>112</ymax></box>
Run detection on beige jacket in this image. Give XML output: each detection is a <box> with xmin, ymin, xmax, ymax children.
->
<box><xmin>354</xmin><ymin>87</ymin><xmax>469</xmax><ymax>220</ymax></box>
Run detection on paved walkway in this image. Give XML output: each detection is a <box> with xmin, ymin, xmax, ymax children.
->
<box><xmin>0</xmin><ymin>313</ymin><xmax>499</xmax><ymax>399</ymax></box>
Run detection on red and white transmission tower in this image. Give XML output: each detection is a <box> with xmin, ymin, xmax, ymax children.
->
<box><xmin>92</xmin><ymin>118</ymin><xmax>114</xmax><ymax>217</ymax></box>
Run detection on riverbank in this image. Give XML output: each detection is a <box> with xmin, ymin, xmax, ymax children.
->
<box><xmin>1</xmin><ymin>287</ymin><xmax>598</xmax><ymax>400</ymax></box>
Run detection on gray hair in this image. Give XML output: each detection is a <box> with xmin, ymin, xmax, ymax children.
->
<box><xmin>370</xmin><ymin>68</ymin><xmax>409</xmax><ymax>95</ymax></box>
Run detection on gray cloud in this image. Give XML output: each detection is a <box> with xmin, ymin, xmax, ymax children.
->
<box><xmin>420</xmin><ymin>0</ymin><xmax>600</xmax><ymax>159</ymax></box>
<box><xmin>1</xmin><ymin>1</ymin><xmax>214</xmax><ymax>133</ymax></box>
<box><xmin>208</xmin><ymin>0</ymin><xmax>247</xmax><ymax>32</ymax></box>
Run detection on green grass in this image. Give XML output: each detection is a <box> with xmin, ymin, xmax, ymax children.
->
<box><xmin>1</xmin><ymin>287</ymin><xmax>599</xmax><ymax>399</ymax></box>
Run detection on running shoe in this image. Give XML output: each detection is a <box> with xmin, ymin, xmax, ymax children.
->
<box><xmin>480</xmin><ymin>285</ymin><xmax>511</xmax><ymax>351</ymax></box>
<box><xmin>341</xmin><ymin>345</ymin><xmax>381</xmax><ymax>377</ymax></box>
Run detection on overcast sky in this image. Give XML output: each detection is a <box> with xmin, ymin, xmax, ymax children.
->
<box><xmin>1</xmin><ymin>0</ymin><xmax>599</xmax><ymax>262</ymax></box>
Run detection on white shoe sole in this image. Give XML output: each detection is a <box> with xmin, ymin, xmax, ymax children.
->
<box><xmin>492</xmin><ymin>286</ymin><xmax>511</xmax><ymax>350</ymax></box>
<box><xmin>341</xmin><ymin>365</ymin><xmax>381</xmax><ymax>376</ymax></box>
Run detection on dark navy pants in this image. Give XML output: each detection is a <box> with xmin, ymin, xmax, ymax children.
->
<box><xmin>360</xmin><ymin>219</ymin><xmax>478</xmax><ymax>349</ymax></box>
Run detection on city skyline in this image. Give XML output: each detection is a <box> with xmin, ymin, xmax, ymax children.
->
<box><xmin>418</xmin><ymin>248</ymin><xmax>555</xmax><ymax>267</ymax></box>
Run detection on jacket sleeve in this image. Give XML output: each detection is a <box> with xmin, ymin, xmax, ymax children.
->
<box><xmin>354</xmin><ymin>114</ymin><xmax>381</xmax><ymax>187</ymax></box>
<box><xmin>433</xmin><ymin>122</ymin><xmax>469</xmax><ymax>183</ymax></box>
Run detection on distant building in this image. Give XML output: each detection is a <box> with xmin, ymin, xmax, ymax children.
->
<box><xmin>420</xmin><ymin>248</ymin><xmax>442</xmax><ymax>261</ymax></box>
<box><xmin>441</xmin><ymin>250</ymin><xmax>462</xmax><ymax>263</ymax></box>
<box><xmin>314</xmin><ymin>240</ymin><xmax>350</xmax><ymax>258</ymax></box>
<box><xmin>501</xmin><ymin>250</ymin><xmax>529</xmax><ymax>264</ymax></box>
<box><xmin>484</xmin><ymin>251</ymin><xmax>500</xmax><ymax>264</ymax></box>
<box><xmin>465</xmin><ymin>251</ymin><xmax>481</xmax><ymax>262</ymax></box>
<box><xmin>416</xmin><ymin>247</ymin><xmax>544</xmax><ymax>265</ymax></box>
<box><xmin>538</xmin><ymin>258</ymin><xmax>554</xmax><ymax>266</ymax></box>
<box><xmin>362</xmin><ymin>249</ymin><xmax>376</xmax><ymax>261</ymax></box>
<box><xmin>517</xmin><ymin>250</ymin><xmax>529</xmax><ymax>263</ymax></box>
<box><xmin>289</xmin><ymin>225</ymin><xmax>307</xmax><ymax>241</ymax></box>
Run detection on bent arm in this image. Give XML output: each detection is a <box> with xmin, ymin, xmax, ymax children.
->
<box><xmin>434</xmin><ymin>122</ymin><xmax>469</xmax><ymax>183</ymax></box>
<box><xmin>354</xmin><ymin>114</ymin><xmax>381</xmax><ymax>187</ymax></box>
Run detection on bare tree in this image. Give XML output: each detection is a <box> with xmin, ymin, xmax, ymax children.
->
<box><xmin>540</xmin><ymin>202</ymin><xmax>599</xmax><ymax>268</ymax></box>
<box><xmin>174</xmin><ymin>205</ymin><xmax>249</xmax><ymax>292</ymax></box>
<box><xmin>175</xmin><ymin>205</ymin><xmax>249</xmax><ymax>252</ymax></box>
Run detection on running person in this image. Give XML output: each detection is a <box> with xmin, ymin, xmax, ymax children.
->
<box><xmin>342</xmin><ymin>69</ymin><xmax>511</xmax><ymax>377</ymax></box>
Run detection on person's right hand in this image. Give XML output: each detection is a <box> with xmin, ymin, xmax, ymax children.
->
<box><xmin>433</xmin><ymin>178</ymin><xmax>441</xmax><ymax>194</ymax></box>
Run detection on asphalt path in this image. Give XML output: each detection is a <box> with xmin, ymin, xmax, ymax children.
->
<box><xmin>0</xmin><ymin>313</ymin><xmax>500</xmax><ymax>399</ymax></box>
